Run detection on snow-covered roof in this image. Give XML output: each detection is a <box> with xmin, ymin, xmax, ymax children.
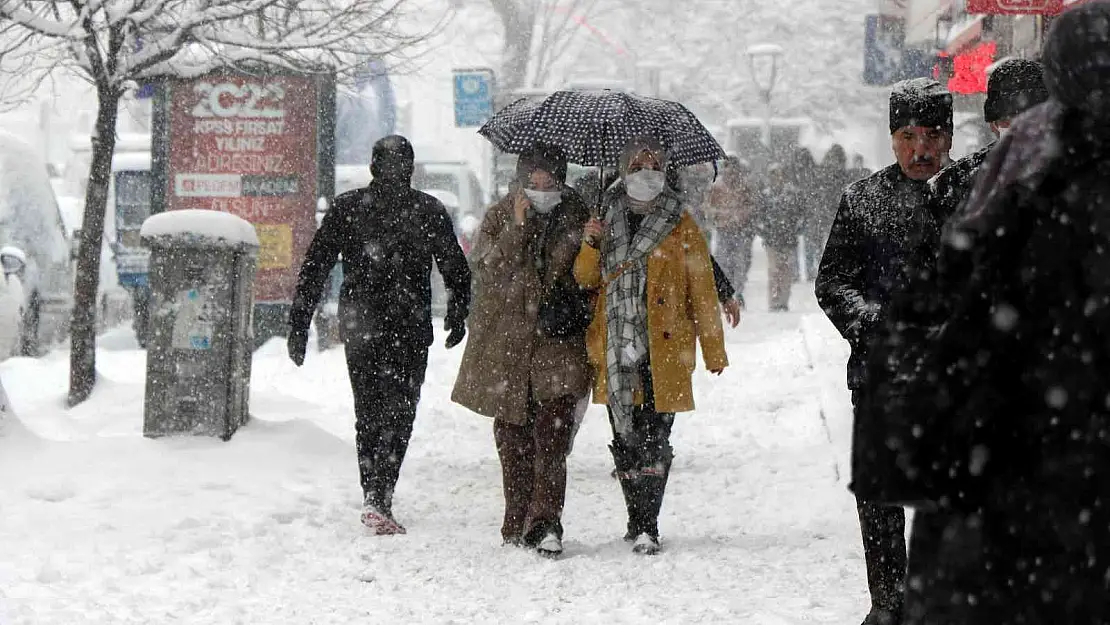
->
<box><xmin>140</xmin><ymin>210</ymin><xmax>259</xmax><ymax>248</ymax></box>
<box><xmin>112</xmin><ymin>151</ymin><xmax>152</xmax><ymax>172</ymax></box>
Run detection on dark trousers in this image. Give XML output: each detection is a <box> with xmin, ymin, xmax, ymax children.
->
<box><xmin>852</xmin><ymin>390</ymin><xmax>908</xmax><ymax>615</ymax></box>
<box><xmin>344</xmin><ymin>333</ymin><xmax>429</xmax><ymax>515</ymax></box>
<box><xmin>494</xmin><ymin>392</ymin><xmax>577</xmax><ymax>543</ymax></box>
<box><xmin>607</xmin><ymin>363</ymin><xmax>675</xmax><ymax>539</ymax></box>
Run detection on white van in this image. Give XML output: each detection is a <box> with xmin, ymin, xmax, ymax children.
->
<box><xmin>0</xmin><ymin>132</ymin><xmax>75</xmax><ymax>355</ymax></box>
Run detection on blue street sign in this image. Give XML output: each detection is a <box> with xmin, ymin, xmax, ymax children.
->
<box><xmin>135</xmin><ymin>83</ymin><xmax>156</xmax><ymax>99</ymax></box>
<box><xmin>453</xmin><ymin>69</ymin><xmax>495</xmax><ymax>128</ymax></box>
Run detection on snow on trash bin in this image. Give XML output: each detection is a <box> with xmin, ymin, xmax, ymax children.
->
<box><xmin>140</xmin><ymin>209</ymin><xmax>260</xmax><ymax>248</ymax></box>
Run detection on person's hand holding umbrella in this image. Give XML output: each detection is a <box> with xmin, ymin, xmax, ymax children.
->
<box><xmin>582</xmin><ymin>216</ymin><xmax>605</xmax><ymax>248</ymax></box>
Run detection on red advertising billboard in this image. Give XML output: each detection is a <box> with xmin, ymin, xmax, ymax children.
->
<box><xmin>966</xmin><ymin>0</ymin><xmax>1065</xmax><ymax>13</ymax></box>
<box><xmin>164</xmin><ymin>74</ymin><xmax>321</xmax><ymax>304</ymax></box>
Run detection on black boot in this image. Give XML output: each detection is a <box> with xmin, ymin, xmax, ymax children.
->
<box><xmin>631</xmin><ymin>450</ymin><xmax>672</xmax><ymax>555</ymax></box>
<box><xmin>610</xmin><ymin>443</ymin><xmax>643</xmax><ymax>542</ymax></box>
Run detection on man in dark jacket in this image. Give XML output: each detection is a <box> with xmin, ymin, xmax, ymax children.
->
<box><xmin>929</xmin><ymin>59</ymin><xmax>1049</xmax><ymax>227</ymax></box>
<box><xmin>870</xmin><ymin>5</ymin><xmax>1110</xmax><ymax>622</ymax></box>
<box><xmin>869</xmin><ymin>60</ymin><xmax>1050</xmax><ymax>412</ymax></box>
<box><xmin>287</xmin><ymin>135</ymin><xmax>471</xmax><ymax>535</ymax></box>
<box><xmin>816</xmin><ymin>77</ymin><xmax>953</xmax><ymax>625</ymax></box>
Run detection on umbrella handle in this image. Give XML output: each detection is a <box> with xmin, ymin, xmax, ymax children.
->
<box><xmin>594</xmin><ymin>165</ymin><xmax>605</xmax><ymax>218</ymax></box>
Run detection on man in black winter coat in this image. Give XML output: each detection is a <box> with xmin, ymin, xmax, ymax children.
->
<box><xmin>816</xmin><ymin>78</ymin><xmax>953</xmax><ymax>625</ymax></box>
<box><xmin>287</xmin><ymin>135</ymin><xmax>471</xmax><ymax>535</ymax></box>
<box><xmin>867</xmin><ymin>5</ymin><xmax>1110</xmax><ymax>622</ymax></box>
<box><xmin>871</xmin><ymin>60</ymin><xmax>1050</xmax><ymax>408</ymax></box>
<box><xmin>929</xmin><ymin>59</ymin><xmax>1049</xmax><ymax>228</ymax></box>
<box><xmin>849</xmin><ymin>59</ymin><xmax>1047</xmax><ymax>625</ymax></box>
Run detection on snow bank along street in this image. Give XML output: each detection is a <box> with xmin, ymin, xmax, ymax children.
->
<box><xmin>0</xmin><ymin>272</ymin><xmax>876</xmax><ymax>623</ymax></box>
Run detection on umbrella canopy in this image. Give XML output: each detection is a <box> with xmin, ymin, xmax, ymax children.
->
<box><xmin>479</xmin><ymin>90</ymin><xmax>726</xmax><ymax>168</ymax></box>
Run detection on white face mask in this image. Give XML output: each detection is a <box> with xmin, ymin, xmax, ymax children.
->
<box><xmin>625</xmin><ymin>170</ymin><xmax>666</xmax><ymax>202</ymax></box>
<box><xmin>523</xmin><ymin>188</ymin><xmax>562</xmax><ymax>213</ymax></box>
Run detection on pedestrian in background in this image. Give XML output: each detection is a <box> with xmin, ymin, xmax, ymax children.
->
<box><xmin>759</xmin><ymin>150</ymin><xmax>809</xmax><ymax>311</ymax></box>
<box><xmin>805</xmin><ymin>144</ymin><xmax>851</xmax><ymax>280</ymax></box>
<box><xmin>706</xmin><ymin>156</ymin><xmax>756</xmax><ymax>308</ymax></box>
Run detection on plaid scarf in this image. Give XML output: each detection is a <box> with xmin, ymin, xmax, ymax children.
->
<box><xmin>602</xmin><ymin>188</ymin><xmax>682</xmax><ymax>436</ymax></box>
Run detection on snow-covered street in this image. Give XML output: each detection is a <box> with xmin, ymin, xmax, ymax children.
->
<box><xmin>0</xmin><ymin>257</ymin><xmax>872</xmax><ymax>624</ymax></box>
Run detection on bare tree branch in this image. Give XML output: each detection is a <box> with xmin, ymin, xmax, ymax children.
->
<box><xmin>0</xmin><ymin>0</ymin><xmax>436</xmax><ymax>406</ymax></box>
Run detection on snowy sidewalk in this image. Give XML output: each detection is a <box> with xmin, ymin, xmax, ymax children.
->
<box><xmin>0</xmin><ymin>279</ymin><xmax>870</xmax><ymax>624</ymax></box>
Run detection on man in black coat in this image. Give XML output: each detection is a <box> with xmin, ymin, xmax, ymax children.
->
<box><xmin>870</xmin><ymin>59</ymin><xmax>1050</xmax><ymax>416</ymax></box>
<box><xmin>851</xmin><ymin>58</ymin><xmax>1047</xmax><ymax>625</ymax></box>
<box><xmin>816</xmin><ymin>78</ymin><xmax>953</xmax><ymax>625</ymax></box>
<box><xmin>287</xmin><ymin>135</ymin><xmax>471</xmax><ymax>534</ymax></box>
<box><xmin>868</xmin><ymin>4</ymin><xmax>1110</xmax><ymax>622</ymax></box>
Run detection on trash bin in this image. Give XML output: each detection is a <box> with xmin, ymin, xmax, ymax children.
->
<box><xmin>139</xmin><ymin>209</ymin><xmax>259</xmax><ymax>440</ymax></box>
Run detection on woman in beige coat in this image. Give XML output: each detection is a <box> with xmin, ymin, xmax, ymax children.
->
<box><xmin>451</xmin><ymin>144</ymin><xmax>591</xmax><ymax>557</ymax></box>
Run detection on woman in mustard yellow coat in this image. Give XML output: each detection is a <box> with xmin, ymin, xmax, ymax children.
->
<box><xmin>574</xmin><ymin>135</ymin><xmax>729</xmax><ymax>555</ymax></box>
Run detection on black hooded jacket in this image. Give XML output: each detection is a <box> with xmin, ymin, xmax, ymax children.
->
<box><xmin>289</xmin><ymin>178</ymin><xmax>471</xmax><ymax>346</ymax></box>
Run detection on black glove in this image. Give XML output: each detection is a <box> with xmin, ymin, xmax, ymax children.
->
<box><xmin>287</xmin><ymin>328</ymin><xmax>308</xmax><ymax>366</ymax></box>
<box><xmin>444</xmin><ymin>317</ymin><xmax>466</xmax><ymax>349</ymax></box>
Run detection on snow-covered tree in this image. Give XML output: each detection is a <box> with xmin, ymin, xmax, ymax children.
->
<box><xmin>0</xmin><ymin>0</ymin><xmax>432</xmax><ymax>406</ymax></box>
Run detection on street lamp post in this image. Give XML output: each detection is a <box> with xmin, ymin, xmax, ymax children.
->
<box><xmin>745</xmin><ymin>43</ymin><xmax>784</xmax><ymax>151</ymax></box>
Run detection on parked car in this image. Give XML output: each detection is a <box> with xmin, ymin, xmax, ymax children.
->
<box><xmin>0</xmin><ymin>132</ymin><xmax>75</xmax><ymax>355</ymax></box>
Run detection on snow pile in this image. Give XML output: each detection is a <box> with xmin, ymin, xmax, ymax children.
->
<box><xmin>140</xmin><ymin>209</ymin><xmax>260</xmax><ymax>248</ymax></box>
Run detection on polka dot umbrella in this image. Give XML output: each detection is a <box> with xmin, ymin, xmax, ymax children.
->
<box><xmin>478</xmin><ymin>89</ymin><xmax>726</xmax><ymax>168</ymax></box>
